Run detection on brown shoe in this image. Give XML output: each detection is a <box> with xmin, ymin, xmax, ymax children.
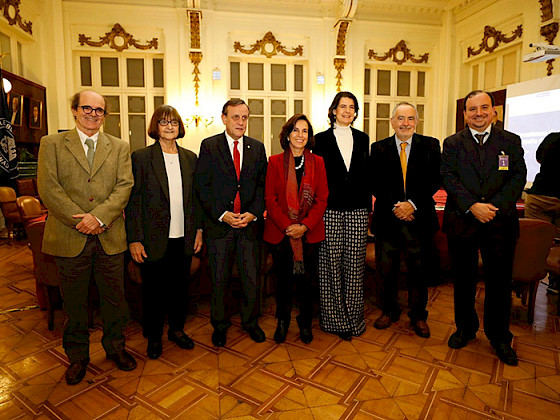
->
<box><xmin>411</xmin><ymin>320</ymin><xmax>430</xmax><ymax>338</ymax></box>
<box><xmin>374</xmin><ymin>314</ymin><xmax>399</xmax><ymax>330</ymax></box>
<box><xmin>65</xmin><ymin>359</ymin><xmax>89</xmax><ymax>385</ymax></box>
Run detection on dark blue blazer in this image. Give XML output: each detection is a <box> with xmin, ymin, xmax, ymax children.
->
<box><xmin>194</xmin><ymin>132</ymin><xmax>267</xmax><ymax>239</ymax></box>
<box><xmin>370</xmin><ymin>133</ymin><xmax>441</xmax><ymax>238</ymax></box>
<box><xmin>441</xmin><ymin>125</ymin><xmax>526</xmax><ymax>237</ymax></box>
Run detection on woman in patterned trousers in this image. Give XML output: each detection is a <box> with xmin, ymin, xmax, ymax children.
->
<box><xmin>313</xmin><ymin>92</ymin><xmax>371</xmax><ymax>340</ymax></box>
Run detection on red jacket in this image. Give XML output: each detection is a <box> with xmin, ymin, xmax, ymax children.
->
<box><xmin>264</xmin><ymin>152</ymin><xmax>329</xmax><ymax>244</ymax></box>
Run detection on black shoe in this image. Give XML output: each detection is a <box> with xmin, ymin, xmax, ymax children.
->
<box><xmin>492</xmin><ymin>342</ymin><xmax>518</xmax><ymax>366</ymax></box>
<box><xmin>168</xmin><ymin>331</ymin><xmax>195</xmax><ymax>350</ymax></box>
<box><xmin>65</xmin><ymin>359</ymin><xmax>89</xmax><ymax>385</ymax></box>
<box><xmin>448</xmin><ymin>330</ymin><xmax>476</xmax><ymax>349</ymax></box>
<box><xmin>274</xmin><ymin>320</ymin><xmax>290</xmax><ymax>344</ymax></box>
<box><xmin>107</xmin><ymin>350</ymin><xmax>137</xmax><ymax>371</ymax></box>
<box><xmin>299</xmin><ymin>325</ymin><xmax>313</xmax><ymax>344</ymax></box>
<box><xmin>410</xmin><ymin>320</ymin><xmax>431</xmax><ymax>338</ymax></box>
<box><xmin>212</xmin><ymin>329</ymin><xmax>227</xmax><ymax>347</ymax></box>
<box><xmin>147</xmin><ymin>339</ymin><xmax>163</xmax><ymax>359</ymax></box>
<box><xmin>337</xmin><ymin>331</ymin><xmax>352</xmax><ymax>341</ymax></box>
<box><xmin>242</xmin><ymin>325</ymin><xmax>266</xmax><ymax>343</ymax></box>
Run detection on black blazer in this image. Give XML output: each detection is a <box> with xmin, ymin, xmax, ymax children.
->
<box><xmin>441</xmin><ymin>125</ymin><xmax>526</xmax><ymax>237</ymax></box>
<box><xmin>194</xmin><ymin>132</ymin><xmax>267</xmax><ymax>239</ymax></box>
<box><xmin>125</xmin><ymin>141</ymin><xmax>199</xmax><ymax>261</ymax></box>
<box><xmin>370</xmin><ymin>133</ymin><xmax>441</xmax><ymax>238</ymax></box>
<box><xmin>528</xmin><ymin>132</ymin><xmax>560</xmax><ymax>199</ymax></box>
<box><xmin>313</xmin><ymin>127</ymin><xmax>371</xmax><ymax>211</ymax></box>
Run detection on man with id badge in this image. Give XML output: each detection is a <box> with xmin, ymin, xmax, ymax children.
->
<box><xmin>441</xmin><ymin>90</ymin><xmax>526</xmax><ymax>366</ymax></box>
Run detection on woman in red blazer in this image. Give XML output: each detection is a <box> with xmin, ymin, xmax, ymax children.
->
<box><xmin>264</xmin><ymin>114</ymin><xmax>328</xmax><ymax>345</ymax></box>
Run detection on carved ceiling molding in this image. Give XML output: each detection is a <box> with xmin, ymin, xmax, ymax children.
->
<box><xmin>334</xmin><ymin>58</ymin><xmax>346</xmax><ymax>92</ymax></box>
<box><xmin>539</xmin><ymin>0</ymin><xmax>553</xmax><ymax>23</ymax></box>
<box><xmin>368</xmin><ymin>40</ymin><xmax>429</xmax><ymax>65</ymax></box>
<box><xmin>188</xmin><ymin>10</ymin><xmax>202</xmax><ymax>106</ymax></box>
<box><xmin>1</xmin><ymin>0</ymin><xmax>32</xmax><ymax>35</ymax></box>
<box><xmin>541</xmin><ymin>22</ymin><xmax>559</xmax><ymax>76</ymax></box>
<box><xmin>467</xmin><ymin>25</ymin><xmax>523</xmax><ymax>58</ymax></box>
<box><xmin>233</xmin><ymin>31</ymin><xmax>303</xmax><ymax>58</ymax></box>
<box><xmin>78</xmin><ymin>24</ymin><xmax>158</xmax><ymax>52</ymax></box>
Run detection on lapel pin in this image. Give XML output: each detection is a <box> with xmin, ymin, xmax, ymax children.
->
<box><xmin>247</xmin><ymin>145</ymin><xmax>251</xmax><ymax>149</ymax></box>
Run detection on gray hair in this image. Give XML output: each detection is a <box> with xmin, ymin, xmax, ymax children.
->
<box><xmin>391</xmin><ymin>101</ymin><xmax>419</xmax><ymax>119</ymax></box>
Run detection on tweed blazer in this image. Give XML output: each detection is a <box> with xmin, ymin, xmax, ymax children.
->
<box><xmin>37</xmin><ymin>128</ymin><xmax>133</xmax><ymax>257</ymax></box>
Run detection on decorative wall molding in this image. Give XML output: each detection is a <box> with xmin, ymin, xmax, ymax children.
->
<box><xmin>333</xmin><ymin>58</ymin><xmax>345</xmax><ymax>92</ymax></box>
<box><xmin>368</xmin><ymin>40</ymin><xmax>429</xmax><ymax>65</ymax></box>
<box><xmin>233</xmin><ymin>32</ymin><xmax>303</xmax><ymax>58</ymax></box>
<box><xmin>539</xmin><ymin>0</ymin><xmax>553</xmax><ymax>22</ymax></box>
<box><xmin>541</xmin><ymin>22</ymin><xmax>559</xmax><ymax>76</ymax></box>
<box><xmin>78</xmin><ymin>24</ymin><xmax>158</xmax><ymax>52</ymax></box>
<box><xmin>333</xmin><ymin>20</ymin><xmax>351</xmax><ymax>92</ymax></box>
<box><xmin>188</xmin><ymin>10</ymin><xmax>202</xmax><ymax>106</ymax></box>
<box><xmin>1</xmin><ymin>0</ymin><xmax>32</xmax><ymax>35</ymax></box>
<box><xmin>466</xmin><ymin>25</ymin><xmax>523</xmax><ymax>58</ymax></box>
<box><xmin>336</xmin><ymin>20</ymin><xmax>349</xmax><ymax>56</ymax></box>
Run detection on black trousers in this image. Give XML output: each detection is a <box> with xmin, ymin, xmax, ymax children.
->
<box><xmin>447</xmin><ymin>221</ymin><xmax>517</xmax><ymax>344</ymax></box>
<box><xmin>207</xmin><ymin>229</ymin><xmax>260</xmax><ymax>330</ymax></box>
<box><xmin>377</xmin><ymin>224</ymin><xmax>429</xmax><ymax>321</ymax></box>
<box><xmin>55</xmin><ymin>236</ymin><xmax>128</xmax><ymax>363</ymax></box>
<box><xmin>140</xmin><ymin>237</ymin><xmax>192</xmax><ymax>340</ymax></box>
<box><xmin>270</xmin><ymin>237</ymin><xmax>319</xmax><ymax>326</ymax></box>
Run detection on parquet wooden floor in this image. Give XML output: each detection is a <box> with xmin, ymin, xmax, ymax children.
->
<box><xmin>1</xmin><ymin>239</ymin><xmax>560</xmax><ymax>419</ymax></box>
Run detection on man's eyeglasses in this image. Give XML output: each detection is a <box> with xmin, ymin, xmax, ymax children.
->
<box><xmin>79</xmin><ymin>105</ymin><xmax>106</xmax><ymax>116</ymax></box>
<box><xmin>158</xmin><ymin>119</ymin><xmax>180</xmax><ymax>127</ymax></box>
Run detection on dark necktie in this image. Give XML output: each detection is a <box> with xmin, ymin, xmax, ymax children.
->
<box><xmin>474</xmin><ymin>133</ymin><xmax>486</xmax><ymax>147</ymax></box>
<box><xmin>233</xmin><ymin>140</ymin><xmax>241</xmax><ymax>213</ymax></box>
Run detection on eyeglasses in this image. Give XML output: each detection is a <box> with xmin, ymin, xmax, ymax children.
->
<box><xmin>158</xmin><ymin>119</ymin><xmax>180</xmax><ymax>127</ymax></box>
<box><xmin>79</xmin><ymin>105</ymin><xmax>106</xmax><ymax>116</ymax></box>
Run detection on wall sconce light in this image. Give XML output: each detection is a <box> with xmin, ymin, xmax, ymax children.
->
<box><xmin>2</xmin><ymin>77</ymin><xmax>12</xmax><ymax>93</ymax></box>
<box><xmin>184</xmin><ymin>114</ymin><xmax>214</xmax><ymax>128</ymax></box>
<box><xmin>316</xmin><ymin>72</ymin><xmax>325</xmax><ymax>85</ymax></box>
<box><xmin>212</xmin><ymin>68</ymin><xmax>221</xmax><ymax>80</ymax></box>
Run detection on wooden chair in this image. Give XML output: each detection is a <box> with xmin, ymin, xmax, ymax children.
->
<box><xmin>25</xmin><ymin>219</ymin><xmax>60</xmax><ymax>330</ymax></box>
<box><xmin>512</xmin><ymin>218</ymin><xmax>556</xmax><ymax>324</ymax></box>
<box><xmin>0</xmin><ymin>186</ymin><xmax>23</xmax><ymax>244</ymax></box>
<box><xmin>16</xmin><ymin>195</ymin><xmax>47</xmax><ymax>225</ymax></box>
<box><xmin>545</xmin><ymin>241</ymin><xmax>560</xmax><ymax>315</ymax></box>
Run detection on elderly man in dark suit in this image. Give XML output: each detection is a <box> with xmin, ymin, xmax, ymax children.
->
<box><xmin>195</xmin><ymin>98</ymin><xmax>267</xmax><ymax>347</ymax></box>
<box><xmin>37</xmin><ymin>90</ymin><xmax>136</xmax><ymax>385</ymax></box>
<box><xmin>370</xmin><ymin>102</ymin><xmax>441</xmax><ymax>338</ymax></box>
<box><xmin>441</xmin><ymin>90</ymin><xmax>526</xmax><ymax>365</ymax></box>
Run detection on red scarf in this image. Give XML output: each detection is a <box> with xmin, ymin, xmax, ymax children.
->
<box><xmin>284</xmin><ymin>147</ymin><xmax>315</xmax><ymax>274</ymax></box>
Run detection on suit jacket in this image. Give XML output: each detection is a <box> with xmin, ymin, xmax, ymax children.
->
<box><xmin>528</xmin><ymin>132</ymin><xmax>560</xmax><ymax>199</ymax></box>
<box><xmin>370</xmin><ymin>133</ymin><xmax>441</xmax><ymax>238</ymax></box>
<box><xmin>125</xmin><ymin>141</ymin><xmax>199</xmax><ymax>261</ymax></box>
<box><xmin>37</xmin><ymin>129</ymin><xmax>133</xmax><ymax>257</ymax></box>
<box><xmin>313</xmin><ymin>127</ymin><xmax>371</xmax><ymax>211</ymax></box>
<box><xmin>194</xmin><ymin>132</ymin><xmax>267</xmax><ymax>239</ymax></box>
<box><xmin>263</xmin><ymin>152</ymin><xmax>329</xmax><ymax>244</ymax></box>
<box><xmin>441</xmin><ymin>125</ymin><xmax>526</xmax><ymax>237</ymax></box>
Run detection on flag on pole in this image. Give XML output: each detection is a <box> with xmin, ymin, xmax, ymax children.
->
<box><xmin>0</xmin><ymin>65</ymin><xmax>18</xmax><ymax>182</ymax></box>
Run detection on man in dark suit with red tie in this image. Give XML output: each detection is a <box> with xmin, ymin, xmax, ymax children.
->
<box><xmin>370</xmin><ymin>102</ymin><xmax>441</xmax><ymax>338</ymax></box>
<box><xmin>441</xmin><ymin>90</ymin><xmax>526</xmax><ymax>365</ymax></box>
<box><xmin>195</xmin><ymin>98</ymin><xmax>267</xmax><ymax>347</ymax></box>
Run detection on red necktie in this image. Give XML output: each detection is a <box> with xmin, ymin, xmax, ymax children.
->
<box><xmin>233</xmin><ymin>140</ymin><xmax>241</xmax><ymax>213</ymax></box>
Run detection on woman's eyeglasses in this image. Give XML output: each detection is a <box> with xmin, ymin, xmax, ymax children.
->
<box><xmin>158</xmin><ymin>119</ymin><xmax>180</xmax><ymax>127</ymax></box>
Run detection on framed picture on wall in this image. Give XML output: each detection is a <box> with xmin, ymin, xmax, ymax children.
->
<box><xmin>9</xmin><ymin>92</ymin><xmax>23</xmax><ymax>127</ymax></box>
<box><xmin>29</xmin><ymin>98</ymin><xmax>42</xmax><ymax>129</ymax></box>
